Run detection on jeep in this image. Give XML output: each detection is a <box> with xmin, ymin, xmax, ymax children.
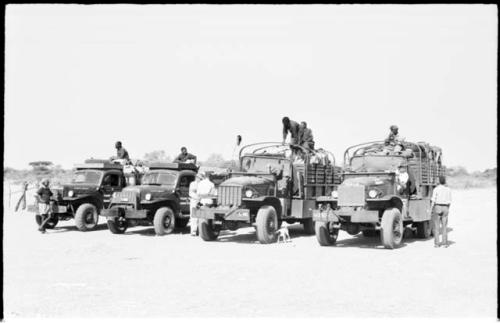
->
<box><xmin>191</xmin><ymin>142</ymin><xmax>341</xmax><ymax>244</ymax></box>
<box><xmin>103</xmin><ymin>162</ymin><xmax>198</xmax><ymax>235</ymax></box>
<box><xmin>313</xmin><ymin>141</ymin><xmax>445</xmax><ymax>249</ymax></box>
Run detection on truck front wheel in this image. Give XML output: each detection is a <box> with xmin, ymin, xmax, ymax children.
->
<box><xmin>107</xmin><ymin>217</ymin><xmax>128</xmax><ymax>234</ymax></box>
<box><xmin>199</xmin><ymin>219</ymin><xmax>220</xmax><ymax>241</ymax></box>
<box><xmin>74</xmin><ymin>203</ymin><xmax>99</xmax><ymax>231</ymax></box>
<box><xmin>256</xmin><ymin>206</ymin><xmax>278</xmax><ymax>244</ymax></box>
<box><xmin>380</xmin><ymin>208</ymin><xmax>403</xmax><ymax>249</ymax></box>
<box><xmin>315</xmin><ymin>221</ymin><xmax>339</xmax><ymax>246</ymax></box>
<box><xmin>153</xmin><ymin>207</ymin><xmax>175</xmax><ymax>235</ymax></box>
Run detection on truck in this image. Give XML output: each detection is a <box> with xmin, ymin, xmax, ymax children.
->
<box><xmin>191</xmin><ymin>142</ymin><xmax>341</xmax><ymax>244</ymax></box>
<box><xmin>103</xmin><ymin>162</ymin><xmax>198</xmax><ymax>235</ymax></box>
<box><xmin>313</xmin><ymin>141</ymin><xmax>445</xmax><ymax>249</ymax></box>
<box><xmin>31</xmin><ymin>159</ymin><xmax>139</xmax><ymax>231</ymax></box>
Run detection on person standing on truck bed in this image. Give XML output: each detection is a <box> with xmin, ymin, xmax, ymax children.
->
<box><xmin>430</xmin><ymin>175</ymin><xmax>452</xmax><ymax>248</ymax></box>
<box><xmin>282</xmin><ymin>117</ymin><xmax>300</xmax><ymax>145</ymax></box>
<box><xmin>298</xmin><ymin>121</ymin><xmax>315</xmax><ymax>150</ymax></box>
<box><xmin>174</xmin><ymin>147</ymin><xmax>197</xmax><ymax>164</ymax></box>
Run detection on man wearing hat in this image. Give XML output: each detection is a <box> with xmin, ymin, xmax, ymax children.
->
<box><xmin>36</xmin><ymin>178</ymin><xmax>53</xmax><ymax>233</ymax></box>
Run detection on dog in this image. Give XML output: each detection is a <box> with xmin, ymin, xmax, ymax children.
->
<box><xmin>276</xmin><ymin>223</ymin><xmax>291</xmax><ymax>243</ymax></box>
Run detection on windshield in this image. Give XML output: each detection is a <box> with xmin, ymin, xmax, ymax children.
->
<box><xmin>350</xmin><ymin>156</ymin><xmax>406</xmax><ymax>172</ymax></box>
<box><xmin>141</xmin><ymin>171</ymin><xmax>177</xmax><ymax>186</ymax></box>
<box><xmin>72</xmin><ymin>170</ymin><xmax>103</xmax><ymax>185</ymax></box>
<box><xmin>240</xmin><ymin>156</ymin><xmax>290</xmax><ymax>174</ymax></box>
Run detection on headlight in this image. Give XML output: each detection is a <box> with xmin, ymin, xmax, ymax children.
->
<box><xmin>331</xmin><ymin>190</ymin><xmax>338</xmax><ymax>198</ymax></box>
<box><xmin>368</xmin><ymin>189</ymin><xmax>378</xmax><ymax>198</ymax></box>
<box><xmin>145</xmin><ymin>193</ymin><xmax>152</xmax><ymax>201</ymax></box>
<box><xmin>245</xmin><ymin>189</ymin><xmax>253</xmax><ymax>198</ymax></box>
<box><xmin>112</xmin><ymin>192</ymin><xmax>117</xmax><ymax>198</ymax></box>
<box><xmin>68</xmin><ymin>190</ymin><xmax>74</xmax><ymax>197</ymax></box>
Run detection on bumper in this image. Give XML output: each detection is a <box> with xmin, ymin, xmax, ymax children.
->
<box><xmin>102</xmin><ymin>207</ymin><xmax>148</xmax><ymax>219</ymax></box>
<box><xmin>191</xmin><ymin>206</ymin><xmax>251</xmax><ymax>222</ymax></box>
<box><xmin>313</xmin><ymin>208</ymin><xmax>379</xmax><ymax>223</ymax></box>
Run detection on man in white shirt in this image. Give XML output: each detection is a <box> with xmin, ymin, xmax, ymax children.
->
<box><xmin>189</xmin><ymin>171</ymin><xmax>215</xmax><ymax>236</ymax></box>
<box><xmin>430</xmin><ymin>175</ymin><xmax>452</xmax><ymax>248</ymax></box>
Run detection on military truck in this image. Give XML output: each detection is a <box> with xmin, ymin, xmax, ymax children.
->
<box><xmin>103</xmin><ymin>162</ymin><xmax>198</xmax><ymax>235</ymax></box>
<box><xmin>191</xmin><ymin>142</ymin><xmax>341</xmax><ymax>244</ymax></box>
<box><xmin>31</xmin><ymin>160</ymin><xmax>136</xmax><ymax>231</ymax></box>
<box><xmin>313</xmin><ymin>141</ymin><xmax>445</xmax><ymax>249</ymax></box>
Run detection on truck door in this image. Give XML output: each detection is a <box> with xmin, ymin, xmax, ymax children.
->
<box><xmin>101</xmin><ymin>172</ymin><xmax>123</xmax><ymax>207</ymax></box>
<box><xmin>178</xmin><ymin>174</ymin><xmax>195</xmax><ymax>214</ymax></box>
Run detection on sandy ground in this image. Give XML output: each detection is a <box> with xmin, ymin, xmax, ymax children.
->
<box><xmin>3</xmin><ymin>186</ymin><xmax>497</xmax><ymax>318</ymax></box>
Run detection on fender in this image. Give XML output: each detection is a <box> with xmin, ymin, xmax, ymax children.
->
<box><xmin>141</xmin><ymin>198</ymin><xmax>180</xmax><ymax>214</ymax></box>
<box><xmin>242</xmin><ymin>196</ymin><xmax>282</xmax><ymax>217</ymax></box>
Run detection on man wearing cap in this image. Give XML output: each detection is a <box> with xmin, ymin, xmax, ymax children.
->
<box><xmin>298</xmin><ymin>121</ymin><xmax>315</xmax><ymax>150</ymax></box>
<box><xmin>431</xmin><ymin>175</ymin><xmax>452</xmax><ymax>248</ymax></box>
<box><xmin>384</xmin><ymin>125</ymin><xmax>402</xmax><ymax>147</ymax></box>
<box><xmin>282</xmin><ymin>117</ymin><xmax>300</xmax><ymax>145</ymax></box>
<box><xmin>36</xmin><ymin>179</ymin><xmax>53</xmax><ymax>233</ymax></box>
<box><xmin>174</xmin><ymin>147</ymin><xmax>197</xmax><ymax>164</ymax></box>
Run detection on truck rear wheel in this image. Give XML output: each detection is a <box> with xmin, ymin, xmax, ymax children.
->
<box><xmin>315</xmin><ymin>221</ymin><xmax>339</xmax><ymax>246</ymax></box>
<box><xmin>35</xmin><ymin>215</ymin><xmax>59</xmax><ymax>229</ymax></box>
<box><xmin>107</xmin><ymin>217</ymin><xmax>128</xmax><ymax>234</ymax></box>
<box><xmin>153</xmin><ymin>207</ymin><xmax>175</xmax><ymax>235</ymax></box>
<box><xmin>303</xmin><ymin>218</ymin><xmax>315</xmax><ymax>235</ymax></box>
<box><xmin>256</xmin><ymin>206</ymin><xmax>278</xmax><ymax>244</ymax></box>
<box><xmin>74</xmin><ymin>203</ymin><xmax>99</xmax><ymax>231</ymax></box>
<box><xmin>199</xmin><ymin>219</ymin><xmax>220</xmax><ymax>241</ymax></box>
<box><xmin>380</xmin><ymin>208</ymin><xmax>403</xmax><ymax>249</ymax></box>
<box><xmin>416</xmin><ymin>220</ymin><xmax>431</xmax><ymax>239</ymax></box>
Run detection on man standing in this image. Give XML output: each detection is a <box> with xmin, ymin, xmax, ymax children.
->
<box><xmin>298</xmin><ymin>121</ymin><xmax>315</xmax><ymax>150</ymax></box>
<box><xmin>430</xmin><ymin>175</ymin><xmax>452</xmax><ymax>248</ymax></box>
<box><xmin>113</xmin><ymin>141</ymin><xmax>130</xmax><ymax>162</ymax></box>
<box><xmin>174</xmin><ymin>147</ymin><xmax>197</xmax><ymax>164</ymax></box>
<box><xmin>36</xmin><ymin>178</ymin><xmax>53</xmax><ymax>234</ymax></box>
<box><xmin>282</xmin><ymin>117</ymin><xmax>300</xmax><ymax>145</ymax></box>
<box><xmin>188</xmin><ymin>174</ymin><xmax>202</xmax><ymax>236</ymax></box>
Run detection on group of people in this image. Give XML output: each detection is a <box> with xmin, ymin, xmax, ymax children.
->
<box><xmin>110</xmin><ymin>141</ymin><xmax>198</xmax><ymax>165</ymax></box>
<box><xmin>282</xmin><ymin>117</ymin><xmax>315</xmax><ymax>150</ymax></box>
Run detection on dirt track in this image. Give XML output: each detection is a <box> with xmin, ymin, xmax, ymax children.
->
<box><xmin>3</xmin><ymin>187</ymin><xmax>497</xmax><ymax>318</ymax></box>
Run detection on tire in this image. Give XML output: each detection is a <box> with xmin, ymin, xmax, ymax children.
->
<box><xmin>199</xmin><ymin>219</ymin><xmax>220</xmax><ymax>241</ymax></box>
<box><xmin>107</xmin><ymin>217</ymin><xmax>127</xmax><ymax>234</ymax></box>
<box><xmin>362</xmin><ymin>229</ymin><xmax>379</xmax><ymax>237</ymax></box>
<box><xmin>153</xmin><ymin>207</ymin><xmax>175</xmax><ymax>235</ymax></box>
<box><xmin>74</xmin><ymin>203</ymin><xmax>99</xmax><ymax>231</ymax></box>
<box><xmin>416</xmin><ymin>220</ymin><xmax>431</xmax><ymax>239</ymax></box>
<box><xmin>315</xmin><ymin>221</ymin><xmax>339</xmax><ymax>246</ymax></box>
<box><xmin>35</xmin><ymin>214</ymin><xmax>59</xmax><ymax>229</ymax></box>
<box><xmin>380</xmin><ymin>208</ymin><xmax>403</xmax><ymax>249</ymax></box>
<box><xmin>175</xmin><ymin>217</ymin><xmax>190</xmax><ymax>228</ymax></box>
<box><xmin>256</xmin><ymin>206</ymin><xmax>278</xmax><ymax>244</ymax></box>
<box><xmin>303</xmin><ymin>218</ymin><xmax>315</xmax><ymax>235</ymax></box>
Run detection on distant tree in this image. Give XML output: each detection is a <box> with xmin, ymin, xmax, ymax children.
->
<box><xmin>202</xmin><ymin>153</ymin><xmax>226</xmax><ymax>167</ymax></box>
<box><xmin>447</xmin><ymin>166</ymin><xmax>469</xmax><ymax>177</ymax></box>
<box><xmin>143</xmin><ymin>150</ymin><xmax>172</xmax><ymax>163</ymax></box>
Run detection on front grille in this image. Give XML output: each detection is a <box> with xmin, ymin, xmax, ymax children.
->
<box><xmin>218</xmin><ymin>185</ymin><xmax>242</xmax><ymax>207</ymax></box>
<box><xmin>338</xmin><ymin>185</ymin><xmax>365</xmax><ymax>207</ymax></box>
<box><xmin>112</xmin><ymin>191</ymin><xmax>138</xmax><ymax>208</ymax></box>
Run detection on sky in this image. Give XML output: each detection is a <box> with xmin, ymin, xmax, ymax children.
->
<box><xmin>4</xmin><ymin>4</ymin><xmax>497</xmax><ymax>171</ymax></box>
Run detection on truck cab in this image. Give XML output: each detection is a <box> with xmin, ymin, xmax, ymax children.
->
<box><xmin>313</xmin><ymin>141</ymin><xmax>446</xmax><ymax>249</ymax></box>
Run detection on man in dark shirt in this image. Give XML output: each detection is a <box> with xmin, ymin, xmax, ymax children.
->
<box><xmin>36</xmin><ymin>178</ymin><xmax>53</xmax><ymax>233</ymax></box>
<box><xmin>282</xmin><ymin>117</ymin><xmax>300</xmax><ymax>145</ymax></box>
<box><xmin>298</xmin><ymin>121</ymin><xmax>315</xmax><ymax>150</ymax></box>
<box><xmin>174</xmin><ymin>147</ymin><xmax>197</xmax><ymax>164</ymax></box>
<box><xmin>114</xmin><ymin>141</ymin><xmax>130</xmax><ymax>161</ymax></box>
